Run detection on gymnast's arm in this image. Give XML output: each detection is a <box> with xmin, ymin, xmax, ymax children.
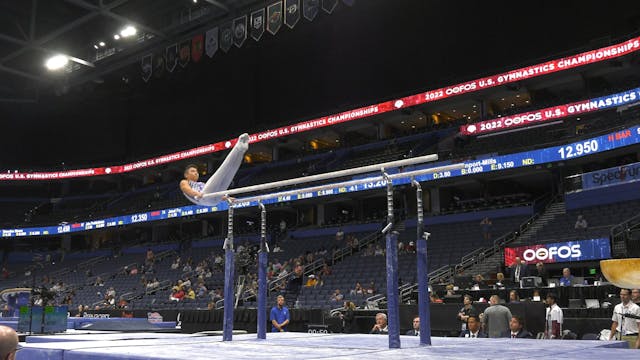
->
<box><xmin>180</xmin><ymin>180</ymin><xmax>202</xmax><ymax>199</ymax></box>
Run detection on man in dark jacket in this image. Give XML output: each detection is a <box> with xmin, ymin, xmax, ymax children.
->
<box><xmin>501</xmin><ymin>315</ymin><xmax>533</xmax><ymax>339</ymax></box>
<box><xmin>459</xmin><ymin>315</ymin><xmax>488</xmax><ymax>338</ymax></box>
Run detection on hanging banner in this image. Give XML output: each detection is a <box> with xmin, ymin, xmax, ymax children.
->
<box><xmin>153</xmin><ymin>53</ymin><xmax>165</xmax><ymax>78</ymax></box>
<box><xmin>267</xmin><ymin>1</ymin><xmax>283</xmax><ymax>35</ymax></box>
<box><xmin>141</xmin><ymin>54</ymin><xmax>152</xmax><ymax>82</ymax></box>
<box><xmin>191</xmin><ymin>34</ymin><xmax>204</xmax><ymax>62</ymax></box>
<box><xmin>178</xmin><ymin>39</ymin><xmax>191</xmax><ymax>68</ymax></box>
<box><xmin>205</xmin><ymin>27</ymin><xmax>219</xmax><ymax>58</ymax></box>
<box><xmin>250</xmin><ymin>9</ymin><xmax>265</xmax><ymax>41</ymax></box>
<box><xmin>303</xmin><ymin>0</ymin><xmax>319</xmax><ymax>21</ymax></box>
<box><xmin>165</xmin><ymin>44</ymin><xmax>178</xmax><ymax>72</ymax></box>
<box><xmin>322</xmin><ymin>0</ymin><xmax>337</xmax><ymax>14</ymax></box>
<box><xmin>284</xmin><ymin>0</ymin><xmax>300</xmax><ymax>28</ymax></box>
<box><xmin>220</xmin><ymin>22</ymin><xmax>233</xmax><ymax>52</ymax></box>
<box><xmin>342</xmin><ymin>0</ymin><xmax>355</xmax><ymax>6</ymax></box>
<box><xmin>233</xmin><ymin>15</ymin><xmax>247</xmax><ymax>48</ymax></box>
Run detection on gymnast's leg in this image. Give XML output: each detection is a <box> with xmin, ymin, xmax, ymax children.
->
<box><xmin>200</xmin><ymin>133</ymin><xmax>250</xmax><ymax>204</ymax></box>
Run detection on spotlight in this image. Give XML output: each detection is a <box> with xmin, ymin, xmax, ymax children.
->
<box><xmin>93</xmin><ymin>44</ymin><xmax>99</xmax><ymax>49</ymax></box>
<box><xmin>114</xmin><ymin>34</ymin><xmax>120</xmax><ymax>40</ymax></box>
<box><xmin>45</xmin><ymin>55</ymin><xmax>69</xmax><ymax>70</ymax></box>
<box><xmin>99</xmin><ymin>41</ymin><xmax>106</xmax><ymax>47</ymax></box>
<box><xmin>120</xmin><ymin>25</ymin><xmax>137</xmax><ymax>38</ymax></box>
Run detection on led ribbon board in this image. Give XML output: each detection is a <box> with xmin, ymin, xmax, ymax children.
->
<box><xmin>2</xmin><ymin>125</ymin><xmax>639</xmax><ymax>237</ymax></box>
<box><xmin>2</xmin><ymin>36</ymin><xmax>639</xmax><ymax>181</ymax></box>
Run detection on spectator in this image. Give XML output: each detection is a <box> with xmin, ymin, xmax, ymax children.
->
<box><xmin>330</xmin><ymin>289</ymin><xmax>344</xmax><ymax>303</ymax></box>
<box><xmin>350</xmin><ymin>282</ymin><xmax>364</xmax><ymax>295</ymax></box>
<box><xmin>366</xmin><ymin>281</ymin><xmax>377</xmax><ymax>295</ymax></box>
<box><xmin>171</xmin><ymin>257</ymin><xmax>181</xmax><ymax>270</ymax></box>
<box><xmin>494</xmin><ymin>272</ymin><xmax>506</xmax><ymax>289</ymax></box>
<box><xmin>509</xmin><ymin>290</ymin><xmax>521</xmax><ymax>303</ymax></box>
<box><xmin>457</xmin><ymin>294</ymin><xmax>477</xmax><ymax>332</ymax></box>
<box><xmin>481</xmin><ymin>295</ymin><xmax>512</xmax><ymax>338</ymax></box>
<box><xmin>559</xmin><ymin>267</ymin><xmax>575</xmax><ymax>287</ymax></box>
<box><xmin>270</xmin><ymin>295</ymin><xmax>290</xmax><ymax>332</ymax></box>
<box><xmin>608</xmin><ymin>288</ymin><xmax>640</xmax><ymax>349</ymax></box>
<box><xmin>502</xmin><ymin>315</ymin><xmax>533</xmax><ymax>338</ymax></box>
<box><xmin>544</xmin><ymin>293</ymin><xmax>563</xmax><ymax>339</ymax></box>
<box><xmin>510</xmin><ymin>257</ymin><xmax>528</xmax><ymax>284</ymax></box>
<box><xmin>406</xmin><ymin>316</ymin><xmax>420</xmax><ymax>336</ymax></box>
<box><xmin>0</xmin><ymin>325</ymin><xmax>20</xmax><ymax>360</ymax></box>
<box><xmin>370</xmin><ymin>313</ymin><xmax>388</xmax><ymax>334</ymax></box>
<box><xmin>285</xmin><ymin>264</ymin><xmax>304</xmax><ymax>306</ymax></box>
<box><xmin>335</xmin><ymin>227</ymin><xmax>344</xmax><ymax>241</ymax></box>
<box><xmin>374</xmin><ymin>245</ymin><xmax>384</xmax><ymax>256</ymax></box>
<box><xmin>480</xmin><ymin>217</ymin><xmax>492</xmax><ymax>240</ymax></box>
<box><xmin>305</xmin><ymin>274</ymin><xmax>318</xmax><ymax>288</ymax></box>
<box><xmin>632</xmin><ymin>289</ymin><xmax>640</xmax><ymax>306</ymax></box>
<box><xmin>338</xmin><ymin>301</ymin><xmax>356</xmax><ymax>333</ymax></box>
<box><xmin>574</xmin><ymin>215</ymin><xmax>588</xmax><ymax>230</ymax></box>
<box><xmin>406</xmin><ymin>241</ymin><xmax>416</xmax><ymax>253</ymax></box>
<box><xmin>472</xmin><ymin>274</ymin><xmax>487</xmax><ymax>289</ymax></box>
<box><xmin>430</xmin><ymin>293</ymin><xmax>443</xmax><ymax>303</ymax></box>
<box><xmin>185</xmin><ymin>287</ymin><xmax>196</xmax><ymax>300</ymax></box>
<box><xmin>535</xmin><ymin>262</ymin><xmax>548</xmax><ymax>286</ymax></box>
<box><xmin>459</xmin><ymin>315</ymin><xmax>487</xmax><ymax>338</ymax></box>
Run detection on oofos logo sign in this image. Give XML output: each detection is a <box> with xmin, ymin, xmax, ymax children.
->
<box><xmin>522</xmin><ymin>245</ymin><xmax>582</xmax><ymax>262</ymax></box>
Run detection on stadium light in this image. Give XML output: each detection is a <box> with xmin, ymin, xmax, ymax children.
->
<box><xmin>93</xmin><ymin>44</ymin><xmax>99</xmax><ymax>49</ymax></box>
<box><xmin>99</xmin><ymin>41</ymin><xmax>106</xmax><ymax>47</ymax></box>
<box><xmin>114</xmin><ymin>34</ymin><xmax>120</xmax><ymax>40</ymax></box>
<box><xmin>120</xmin><ymin>26</ymin><xmax>137</xmax><ymax>38</ymax></box>
<box><xmin>45</xmin><ymin>55</ymin><xmax>69</xmax><ymax>71</ymax></box>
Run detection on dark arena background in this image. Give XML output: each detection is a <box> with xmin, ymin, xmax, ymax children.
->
<box><xmin>1</xmin><ymin>0</ymin><xmax>640</xmax><ymax>359</ymax></box>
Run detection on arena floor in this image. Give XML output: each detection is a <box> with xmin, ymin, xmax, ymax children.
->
<box><xmin>19</xmin><ymin>331</ymin><xmax>635</xmax><ymax>360</ymax></box>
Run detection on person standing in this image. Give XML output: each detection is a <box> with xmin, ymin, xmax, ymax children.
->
<box><xmin>608</xmin><ymin>288</ymin><xmax>640</xmax><ymax>349</ymax></box>
<box><xmin>545</xmin><ymin>293</ymin><xmax>563</xmax><ymax>339</ymax></box>
<box><xmin>481</xmin><ymin>295</ymin><xmax>512</xmax><ymax>338</ymax></box>
<box><xmin>270</xmin><ymin>295</ymin><xmax>290</xmax><ymax>332</ymax></box>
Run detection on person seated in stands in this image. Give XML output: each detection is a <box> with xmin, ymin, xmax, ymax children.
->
<box><xmin>366</xmin><ymin>281</ymin><xmax>377</xmax><ymax>295</ymax></box>
<box><xmin>574</xmin><ymin>215</ymin><xmax>588</xmax><ymax>230</ymax></box>
<box><xmin>335</xmin><ymin>227</ymin><xmax>344</xmax><ymax>241</ymax></box>
<box><xmin>363</xmin><ymin>244</ymin><xmax>375</xmax><ymax>256</ymax></box>
<box><xmin>171</xmin><ymin>256</ymin><xmax>181</xmax><ymax>270</ymax></box>
<box><xmin>170</xmin><ymin>286</ymin><xmax>185</xmax><ymax>302</ymax></box>
<box><xmin>182</xmin><ymin>260</ymin><xmax>193</xmax><ymax>272</ymax></box>
<box><xmin>370</xmin><ymin>313</ymin><xmax>389</xmax><ymax>334</ymax></box>
<box><xmin>185</xmin><ymin>287</ymin><xmax>196</xmax><ymax>300</ymax></box>
<box><xmin>331</xmin><ymin>289</ymin><xmax>344</xmax><ymax>303</ymax></box>
<box><xmin>430</xmin><ymin>293</ymin><xmax>443</xmax><ymax>303</ymax></box>
<box><xmin>305</xmin><ymin>274</ymin><xmax>318</xmax><ymax>288</ymax></box>
<box><xmin>117</xmin><ymin>297</ymin><xmax>128</xmax><ymax>309</ymax></box>
<box><xmin>460</xmin><ymin>315</ymin><xmax>488</xmax><ymax>338</ymax></box>
<box><xmin>106</xmin><ymin>286</ymin><xmax>116</xmax><ymax>298</ymax></box>
<box><xmin>196</xmin><ymin>282</ymin><xmax>208</xmax><ymax>298</ymax></box>
<box><xmin>559</xmin><ymin>267</ymin><xmax>575</xmax><ymax>287</ymax></box>
<box><xmin>374</xmin><ymin>244</ymin><xmax>385</xmax><ymax>256</ymax></box>
<box><xmin>509</xmin><ymin>290</ymin><xmax>521</xmax><ymax>303</ymax></box>
<box><xmin>350</xmin><ymin>282</ymin><xmax>364</xmax><ymax>295</ymax></box>
<box><xmin>182</xmin><ymin>277</ymin><xmax>192</xmax><ymax>289</ymax></box>
<box><xmin>406</xmin><ymin>241</ymin><xmax>416</xmax><ymax>253</ymax></box>
<box><xmin>146</xmin><ymin>248</ymin><xmax>155</xmax><ymax>263</ymax></box>
<box><xmin>94</xmin><ymin>276</ymin><xmax>104</xmax><ymax>286</ymax></box>
<box><xmin>502</xmin><ymin>315</ymin><xmax>533</xmax><ymax>338</ymax></box>
<box><xmin>320</xmin><ymin>263</ymin><xmax>331</xmax><ymax>277</ymax></box>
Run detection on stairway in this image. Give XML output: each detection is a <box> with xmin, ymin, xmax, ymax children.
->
<box><xmin>512</xmin><ymin>202</ymin><xmax>565</xmax><ymax>245</ymax></box>
<box><xmin>464</xmin><ymin>252</ymin><xmax>504</xmax><ymax>277</ymax></box>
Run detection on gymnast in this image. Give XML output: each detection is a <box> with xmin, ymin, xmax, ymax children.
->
<box><xmin>180</xmin><ymin>133</ymin><xmax>250</xmax><ymax>206</ymax></box>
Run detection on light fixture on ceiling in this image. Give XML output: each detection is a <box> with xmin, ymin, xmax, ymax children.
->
<box><xmin>120</xmin><ymin>26</ymin><xmax>137</xmax><ymax>38</ymax></box>
<box><xmin>99</xmin><ymin>41</ymin><xmax>106</xmax><ymax>47</ymax></box>
<box><xmin>114</xmin><ymin>34</ymin><xmax>121</xmax><ymax>40</ymax></box>
<box><xmin>45</xmin><ymin>55</ymin><xmax>69</xmax><ymax>70</ymax></box>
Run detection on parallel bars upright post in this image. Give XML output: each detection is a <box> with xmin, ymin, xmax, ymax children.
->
<box><xmin>382</xmin><ymin>170</ymin><xmax>401</xmax><ymax>349</ymax></box>
<box><xmin>222</xmin><ymin>198</ymin><xmax>235</xmax><ymax>341</ymax></box>
<box><xmin>257</xmin><ymin>202</ymin><xmax>268</xmax><ymax>339</ymax></box>
<box><xmin>412</xmin><ymin>179</ymin><xmax>432</xmax><ymax>346</ymax></box>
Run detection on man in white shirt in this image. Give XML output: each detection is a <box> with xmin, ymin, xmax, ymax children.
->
<box><xmin>545</xmin><ymin>293</ymin><xmax>563</xmax><ymax>339</ymax></box>
<box><xmin>609</xmin><ymin>288</ymin><xmax>640</xmax><ymax>349</ymax></box>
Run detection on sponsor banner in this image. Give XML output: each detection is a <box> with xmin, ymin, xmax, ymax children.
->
<box><xmin>461</xmin><ymin>87</ymin><xmax>640</xmax><ymax>136</ymax></box>
<box><xmin>504</xmin><ymin>238</ymin><xmax>611</xmax><ymax>266</ymax></box>
<box><xmin>153</xmin><ymin>52</ymin><xmax>165</xmax><ymax>78</ymax></box>
<box><xmin>2</xmin><ymin>126</ymin><xmax>640</xmax><ymax>236</ymax></box>
<box><xmin>582</xmin><ymin>161</ymin><xmax>640</xmax><ymax>190</ymax></box>
<box><xmin>2</xmin><ymin>36</ymin><xmax>640</xmax><ymax>181</ymax></box>
<box><xmin>178</xmin><ymin>39</ymin><xmax>191</xmax><ymax>67</ymax></box>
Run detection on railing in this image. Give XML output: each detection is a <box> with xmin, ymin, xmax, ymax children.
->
<box><xmin>332</xmin><ymin>228</ymin><xmax>383</xmax><ymax>263</ymax></box>
<box><xmin>77</xmin><ymin>255</ymin><xmax>109</xmax><ymax>270</ymax></box>
<box><xmin>610</xmin><ymin>212</ymin><xmax>640</xmax><ymax>257</ymax></box>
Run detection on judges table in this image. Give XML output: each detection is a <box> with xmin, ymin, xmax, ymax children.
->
<box><xmin>442</xmin><ymin>284</ymin><xmax>618</xmax><ymax>308</ymax></box>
